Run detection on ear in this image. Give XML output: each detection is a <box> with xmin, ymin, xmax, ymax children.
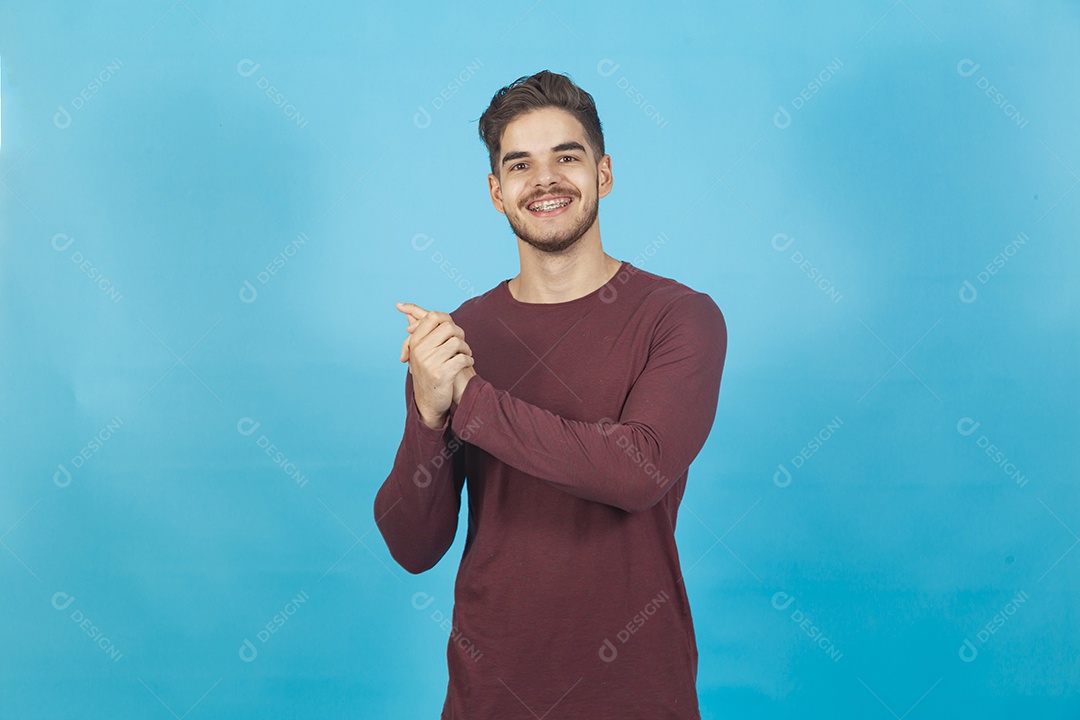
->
<box><xmin>488</xmin><ymin>172</ymin><xmax>505</xmax><ymax>214</ymax></box>
<box><xmin>596</xmin><ymin>154</ymin><xmax>613</xmax><ymax>200</ymax></box>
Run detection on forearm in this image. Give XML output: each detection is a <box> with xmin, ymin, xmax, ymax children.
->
<box><xmin>373</xmin><ymin>374</ymin><xmax>464</xmax><ymax>574</ymax></box>
<box><xmin>449</xmin><ymin>375</ymin><xmax>715</xmax><ymax>513</ymax></box>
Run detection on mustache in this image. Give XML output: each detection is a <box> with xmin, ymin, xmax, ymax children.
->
<box><xmin>522</xmin><ymin>190</ymin><xmax>578</xmax><ymax>206</ymax></box>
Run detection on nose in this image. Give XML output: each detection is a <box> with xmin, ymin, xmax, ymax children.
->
<box><xmin>532</xmin><ymin>158</ymin><xmax>564</xmax><ymax>187</ymax></box>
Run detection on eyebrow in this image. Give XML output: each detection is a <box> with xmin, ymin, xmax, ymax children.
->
<box><xmin>501</xmin><ymin>141</ymin><xmax>588</xmax><ymax>167</ymax></box>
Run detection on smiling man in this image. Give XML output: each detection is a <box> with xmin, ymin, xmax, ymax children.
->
<box><xmin>374</xmin><ymin>69</ymin><xmax>727</xmax><ymax>719</ymax></box>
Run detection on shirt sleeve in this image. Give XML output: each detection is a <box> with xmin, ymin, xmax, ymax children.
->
<box><xmin>373</xmin><ymin>368</ymin><xmax>467</xmax><ymax>574</ymax></box>
<box><xmin>449</xmin><ymin>292</ymin><xmax>727</xmax><ymax>513</ymax></box>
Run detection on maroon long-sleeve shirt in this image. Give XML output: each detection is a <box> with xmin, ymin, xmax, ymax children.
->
<box><xmin>374</xmin><ymin>260</ymin><xmax>727</xmax><ymax>719</ymax></box>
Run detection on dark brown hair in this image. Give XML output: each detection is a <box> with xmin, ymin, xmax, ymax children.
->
<box><xmin>477</xmin><ymin>70</ymin><xmax>605</xmax><ymax>176</ymax></box>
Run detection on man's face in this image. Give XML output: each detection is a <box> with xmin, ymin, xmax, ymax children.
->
<box><xmin>488</xmin><ymin>107</ymin><xmax>612</xmax><ymax>254</ymax></box>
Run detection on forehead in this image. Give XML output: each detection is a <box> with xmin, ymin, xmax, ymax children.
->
<box><xmin>500</xmin><ymin>107</ymin><xmax>588</xmax><ymax>150</ymax></box>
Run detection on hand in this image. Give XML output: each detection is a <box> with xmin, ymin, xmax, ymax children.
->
<box><xmin>396</xmin><ymin>302</ymin><xmax>475</xmax><ymax>427</ymax></box>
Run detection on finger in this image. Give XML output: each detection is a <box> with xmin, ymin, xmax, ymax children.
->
<box><xmin>395</xmin><ymin>302</ymin><xmax>428</xmax><ymax>322</ymax></box>
<box><xmin>396</xmin><ymin>303</ymin><xmax>426</xmax><ymax>333</ymax></box>
<box><xmin>406</xmin><ymin>319</ymin><xmax>455</xmax><ymax>367</ymax></box>
<box><xmin>414</xmin><ymin>319</ymin><xmax>468</xmax><ymax>358</ymax></box>
<box><xmin>405</xmin><ymin>307</ymin><xmax>449</xmax><ymax>334</ymax></box>
<box><xmin>403</xmin><ymin>308</ymin><xmax>451</xmax><ymax>346</ymax></box>
<box><xmin>420</xmin><ymin>332</ymin><xmax>471</xmax><ymax>370</ymax></box>
<box><xmin>409</xmin><ymin>314</ymin><xmax>454</xmax><ymax>348</ymax></box>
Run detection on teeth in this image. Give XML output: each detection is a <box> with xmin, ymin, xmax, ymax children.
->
<box><xmin>529</xmin><ymin>198</ymin><xmax>570</xmax><ymax>212</ymax></box>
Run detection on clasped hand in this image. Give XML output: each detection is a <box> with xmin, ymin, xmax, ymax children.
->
<box><xmin>396</xmin><ymin>302</ymin><xmax>477</xmax><ymax>429</ymax></box>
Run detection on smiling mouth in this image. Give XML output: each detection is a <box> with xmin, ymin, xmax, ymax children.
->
<box><xmin>526</xmin><ymin>196</ymin><xmax>573</xmax><ymax>216</ymax></box>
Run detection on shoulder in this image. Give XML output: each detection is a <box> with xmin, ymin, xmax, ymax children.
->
<box><xmin>621</xmin><ymin>263</ymin><xmax>725</xmax><ymax>332</ymax></box>
<box><xmin>447</xmin><ymin>283</ymin><xmax>502</xmax><ymax>327</ymax></box>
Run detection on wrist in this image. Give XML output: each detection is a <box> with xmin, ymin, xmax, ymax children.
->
<box><xmin>419</xmin><ymin>409</ymin><xmax>447</xmax><ymax>430</ymax></box>
<box><xmin>453</xmin><ymin>367</ymin><xmax>477</xmax><ymax>406</ymax></box>
<box><xmin>415</xmin><ymin>397</ymin><xmax>447</xmax><ymax>430</ymax></box>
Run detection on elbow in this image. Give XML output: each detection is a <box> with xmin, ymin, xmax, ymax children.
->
<box><xmin>622</xmin><ymin>492</ymin><xmax>662</xmax><ymax>514</ymax></box>
<box><xmin>373</xmin><ymin>524</ymin><xmax>444</xmax><ymax>576</ymax></box>
<box><xmin>393</xmin><ymin>549</ymin><xmax>438</xmax><ymax>575</ymax></box>
<box><xmin>372</xmin><ymin>491</ymin><xmax>440</xmax><ymax>575</ymax></box>
<box><xmin>608</xmin><ymin>434</ymin><xmax>678</xmax><ymax>513</ymax></box>
<box><xmin>608</xmin><ymin>482</ymin><xmax>662</xmax><ymax>514</ymax></box>
<box><xmin>615</xmin><ymin>464</ymin><xmax>681</xmax><ymax>514</ymax></box>
<box><xmin>376</xmin><ymin>523</ymin><xmax>443</xmax><ymax>574</ymax></box>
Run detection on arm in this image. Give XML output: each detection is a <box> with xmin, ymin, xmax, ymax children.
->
<box><xmin>373</xmin><ymin>369</ymin><xmax>466</xmax><ymax>574</ymax></box>
<box><xmin>450</xmin><ymin>292</ymin><xmax>727</xmax><ymax>513</ymax></box>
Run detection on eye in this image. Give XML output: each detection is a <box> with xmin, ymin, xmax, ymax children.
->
<box><xmin>511</xmin><ymin>162</ymin><xmax>526</xmax><ymax>170</ymax></box>
<box><xmin>560</xmin><ymin>155</ymin><xmax>577</xmax><ymax>162</ymax></box>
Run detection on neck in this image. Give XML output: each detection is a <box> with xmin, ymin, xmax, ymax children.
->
<box><xmin>508</xmin><ymin>236</ymin><xmax>622</xmax><ymax>304</ymax></box>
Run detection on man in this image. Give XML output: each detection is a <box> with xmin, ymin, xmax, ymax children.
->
<box><xmin>374</xmin><ymin>69</ymin><xmax>727</xmax><ymax>719</ymax></box>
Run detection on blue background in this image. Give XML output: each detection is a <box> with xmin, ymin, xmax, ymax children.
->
<box><xmin>2</xmin><ymin>1</ymin><xmax>1078</xmax><ymax>717</ymax></box>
